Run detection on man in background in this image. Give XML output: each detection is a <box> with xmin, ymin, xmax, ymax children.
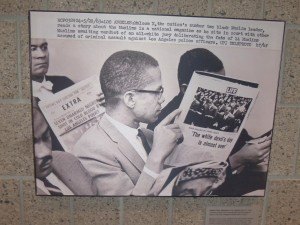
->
<box><xmin>31</xmin><ymin>38</ymin><xmax>74</xmax><ymax>151</ymax></box>
<box><xmin>33</xmin><ymin>97</ymin><xmax>96</xmax><ymax>195</ymax></box>
<box><xmin>148</xmin><ymin>48</ymin><xmax>225</xmax><ymax>130</ymax></box>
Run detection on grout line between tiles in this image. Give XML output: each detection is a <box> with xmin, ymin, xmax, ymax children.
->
<box><xmin>292</xmin><ymin>125</ymin><xmax>300</xmax><ymax>175</ymax></box>
<box><xmin>119</xmin><ymin>197</ymin><xmax>124</xmax><ymax>225</ymax></box>
<box><xmin>208</xmin><ymin>0</ymin><xmax>213</xmax><ymax>17</ymax></box>
<box><xmin>168</xmin><ymin>198</ymin><xmax>173</xmax><ymax>225</ymax></box>
<box><xmin>19</xmin><ymin>179</ymin><xmax>24</xmax><ymax>225</ymax></box>
<box><xmin>16</xmin><ymin>16</ymin><xmax>22</xmax><ymax>99</ymax></box>
<box><xmin>277</xmin><ymin>27</ymin><xmax>287</xmax><ymax>105</ymax></box>
<box><xmin>260</xmin><ymin>0</ymin><xmax>266</xmax><ymax>19</ymax></box>
<box><xmin>0</xmin><ymin>99</ymin><xmax>31</xmax><ymax>104</ymax></box>
<box><xmin>0</xmin><ymin>175</ymin><xmax>33</xmax><ymax>180</ymax></box>
<box><xmin>70</xmin><ymin>197</ymin><xmax>75</xmax><ymax>225</ymax></box>
<box><xmin>260</xmin><ymin>180</ymin><xmax>270</xmax><ymax>225</ymax></box>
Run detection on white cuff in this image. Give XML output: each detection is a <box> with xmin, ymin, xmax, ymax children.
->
<box><xmin>143</xmin><ymin>166</ymin><xmax>159</xmax><ymax>179</ymax></box>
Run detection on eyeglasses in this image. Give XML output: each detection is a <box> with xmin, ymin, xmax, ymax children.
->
<box><xmin>131</xmin><ymin>87</ymin><xmax>164</xmax><ymax>99</ymax></box>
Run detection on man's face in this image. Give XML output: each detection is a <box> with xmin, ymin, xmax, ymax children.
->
<box><xmin>31</xmin><ymin>38</ymin><xmax>49</xmax><ymax>77</ymax></box>
<box><xmin>35</xmin><ymin>140</ymin><xmax>53</xmax><ymax>179</ymax></box>
<box><xmin>174</xmin><ymin>177</ymin><xmax>215</xmax><ymax>196</ymax></box>
<box><xmin>132</xmin><ymin>66</ymin><xmax>165</xmax><ymax>124</ymax></box>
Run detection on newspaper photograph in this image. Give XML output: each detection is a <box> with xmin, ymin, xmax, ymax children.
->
<box><xmin>30</xmin><ymin>11</ymin><xmax>284</xmax><ymax>196</ymax></box>
<box><xmin>176</xmin><ymin>71</ymin><xmax>259</xmax><ymax>162</ymax></box>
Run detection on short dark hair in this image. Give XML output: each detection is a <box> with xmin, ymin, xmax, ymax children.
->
<box><xmin>100</xmin><ymin>50</ymin><xmax>159</xmax><ymax>101</ymax></box>
<box><xmin>177</xmin><ymin>48</ymin><xmax>224</xmax><ymax>86</ymax></box>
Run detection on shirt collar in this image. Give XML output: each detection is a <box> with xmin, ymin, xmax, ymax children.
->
<box><xmin>105</xmin><ymin>113</ymin><xmax>138</xmax><ymax>136</ymax></box>
<box><xmin>32</xmin><ymin>76</ymin><xmax>53</xmax><ymax>92</ymax></box>
<box><xmin>32</xmin><ymin>76</ymin><xmax>54</xmax><ymax>99</ymax></box>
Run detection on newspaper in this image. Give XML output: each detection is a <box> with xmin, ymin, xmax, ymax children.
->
<box><xmin>30</xmin><ymin>11</ymin><xmax>284</xmax><ymax>196</ymax></box>
<box><xmin>38</xmin><ymin>75</ymin><xmax>105</xmax><ymax>152</ymax></box>
<box><xmin>150</xmin><ymin>161</ymin><xmax>228</xmax><ymax>196</ymax></box>
<box><xmin>176</xmin><ymin>71</ymin><xmax>259</xmax><ymax>162</ymax></box>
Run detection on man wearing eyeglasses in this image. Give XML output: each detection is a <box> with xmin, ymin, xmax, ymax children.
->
<box><xmin>73</xmin><ymin>50</ymin><xmax>183</xmax><ymax>195</ymax></box>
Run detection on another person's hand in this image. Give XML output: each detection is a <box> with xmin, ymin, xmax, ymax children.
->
<box><xmin>229</xmin><ymin>134</ymin><xmax>271</xmax><ymax>170</ymax></box>
<box><xmin>97</xmin><ymin>93</ymin><xmax>105</xmax><ymax>107</ymax></box>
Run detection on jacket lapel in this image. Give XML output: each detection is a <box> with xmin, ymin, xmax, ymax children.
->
<box><xmin>99</xmin><ymin>116</ymin><xmax>145</xmax><ymax>172</ymax></box>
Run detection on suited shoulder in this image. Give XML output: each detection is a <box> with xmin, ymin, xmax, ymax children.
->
<box><xmin>46</xmin><ymin>75</ymin><xmax>74</xmax><ymax>93</ymax></box>
<box><xmin>46</xmin><ymin>75</ymin><xmax>74</xmax><ymax>84</ymax></box>
<box><xmin>72</xmin><ymin>122</ymin><xmax>116</xmax><ymax>160</ymax></box>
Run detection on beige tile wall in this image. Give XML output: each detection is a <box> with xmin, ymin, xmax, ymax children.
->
<box><xmin>0</xmin><ymin>0</ymin><xmax>299</xmax><ymax>224</ymax></box>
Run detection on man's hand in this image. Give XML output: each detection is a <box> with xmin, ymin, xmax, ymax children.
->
<box><xmin>97</xmin><ymin>93</ymin><xmax>105</xmax><ymax>107</ymax></box>
<box><xmin>147</xmin><ymin>109</ymin><xmax>183</xmax><ymax>173</ymax></box>
<box><xmin>229</xmin><ymin>134</ymin><xmax>271</xmax><ymax>170</ymax></box>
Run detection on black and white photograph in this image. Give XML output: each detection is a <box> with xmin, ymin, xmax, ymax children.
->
<box><xmin>184</xmin><ymin>87</ymin><xmax>252</xmax><ymax>132</ymax></box>
<box><xmin>30</xmin><ymin>11</ymin><xmax>284</xmax><ymax>196</ymax></box>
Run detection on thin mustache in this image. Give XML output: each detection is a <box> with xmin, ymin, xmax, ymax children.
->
<box><xmin>37</xmin><ymin>155</ymin><xmax>53</xmax><ymax>165</ymax></box>
<box><xmin>35</xmin><ymin>62</ymin><xmax>48</xmax><ymax>65</ymax></box>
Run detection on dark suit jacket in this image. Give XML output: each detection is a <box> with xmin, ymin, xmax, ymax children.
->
<box><xmin>73</xmin><ymin>116</ymin><xmax>157</xmax><ymax>196</ymax></box>
<box><xmin>45</xmin><ymin>75</ymin><xmax>74</xmax><ymax>93</ymax></box>
<box><xmin>45</xmin><ymin>75</ymin><xmax>74</xmax><ymax>151</ymax></box>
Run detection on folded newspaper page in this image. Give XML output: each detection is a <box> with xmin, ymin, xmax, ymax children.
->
<box><xmin>150</xmin><ymin>161</ymin><xmax>228</xmax><ymax>196</ymax></box>
<box><xmin>176</xmin><ymin>71</ymin><xmax>259</xmax><ymax>162</ymax></box>
<box><xmin>38</xmin><ymin>75</ymin><xmax>105</xmax><ymax>152</ymax></box>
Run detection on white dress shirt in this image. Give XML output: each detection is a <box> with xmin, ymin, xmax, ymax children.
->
<box><xmin>105</xmin><ymin>114</ymin><xmax>148</xmax><ymax>162</ymax></box>
<box><xmin>32</xmin><ymin>76</ymin><xmax>54</xmax><ymax>100</ymax></box>
<box><xmin>105</xmin><ymin>114</ymin><xmax>159</xmax><ymax>179</ymax></box>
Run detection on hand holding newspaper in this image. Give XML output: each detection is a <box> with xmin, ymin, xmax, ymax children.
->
<box><xmin>175</xmin><ymin>71</ymin><xmax>259</xmax><ymax>162</ymax></box>
<box><xmin>149</xmin><ymin>161</ymin><xmax>228</xmax><ymax>196</ymax></box>
<box><xmin>38</xmin><ymin>75</ymin><xmax>105</xmax><ymax>152</ymax></box>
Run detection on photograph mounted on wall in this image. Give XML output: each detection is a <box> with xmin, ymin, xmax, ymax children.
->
<box><xmin>30</xmin><ymin>11</ymin><xmax>284</xmax><ymax>196</ymax></box>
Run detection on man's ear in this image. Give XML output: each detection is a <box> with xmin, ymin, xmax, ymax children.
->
<box><xmin>123</xmin><ymin>91</ymin><xmax>135</xmax><ymax>108</ymax></box>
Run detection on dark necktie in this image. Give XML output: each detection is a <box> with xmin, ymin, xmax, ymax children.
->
<box><xmin>41</xmin><ymin>178</ymin><xmax>63</xmax><ymax>196</ymax></box>
<box><xmin>137</xmin><ymin>129</ymin><xmax>151</xmax><ymax>155</ymax></box>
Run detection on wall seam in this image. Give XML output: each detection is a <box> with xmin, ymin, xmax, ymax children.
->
<box><xmin>16</xmin><ymin>16</ymin><xmax>23</xmax><ymax>99</ymax></box>
<box><xmin>153</xmin><ymin>0</ymin><xmax>159</xmax><ymax>14</ymax></box>
<box><xmin>0</xmin><ymin>175</ymin><xmax>33</xmax><ymax>180</ymax></box>
<box><xmin>119</xmin><ymin>197</ymin><xmax>124</xmax><ymax>225</ymax></box>
<box><xmin>0</xmin><ymin>15</ymin><xmax>26</xmax><ymax>20</ymax></box>
<box><xmin>168</xmin><ymin>198</ymin><xmax>173</xmax><ymax>225</ymax></box>
<box><xmin>99</xmin><ymin>0</ymin><xmax>104</xmax><ymax>12</ymax></box>
<box><xmin>70</xmin><ymin>197</ymin><xmax>75</xmax><ymax>225</ymax></box>
<box><xmin>157</xmin><ymin>0</ymin><xmax>160</xmax><ymax>15</ymax></box>
<box><xmin>291</xmin><ymin>117</ymin><xmax>300</xmax><ymax>175</ymax></box>
<box><xmin>45</xmin><ymin>0</ymin><xmax>49</xmax><ymax>10</ymax></box>
<box><xmin>260</xmin><ymin>0</ymin><xmax>266</xmax><ymax>19</ymax></box>
<box><xmin>0</xmin><ymin>99</ymin><xmax>31</xmax><ymax>104</ymax></box>
<box><xmin>19</xmin><ymin>179</ymin><xmax>24</xmax><ymax>225</ymax></box>
<box><xmin>208</xmin><ymin>0</ymin><xmax>213</xmax><ymax>17</ymax></box>
<box><xmin>277</xmin><ymin>25</ymin><xmax>288</xmax><ymax>105</ymax></box>
<box><xmin>268</xmin><ymin>175</ymin><xmax>300</xmax><ymax>180</ymax></box>
<box><xmin>260</xmin><ymin>180</ymin><xmax>270</xmax><ymax>225</ymax></box>
<box><xmin>277</xmin><ymin>103</ymin><xmax>300</xmax><ymax>108</ymax></box>
<box><xmin>286</xmin><ymin>24</ymin><xmax>300</xmax><ymax>29</ymax></box>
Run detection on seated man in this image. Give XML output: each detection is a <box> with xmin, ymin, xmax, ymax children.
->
<box><xmin>73</xmin><ymin>50</ymin><xmax>183</xmax><ymax>195</ymax></box>
<box><xmin>33</xmin><ymin>97</ymin><xmax>97</xmax><ymax>195</ymax></box>
<box><xmin>31</xmin><ymin>38</ymin><xmax>74</xmax><ymax>151</ymax></box>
